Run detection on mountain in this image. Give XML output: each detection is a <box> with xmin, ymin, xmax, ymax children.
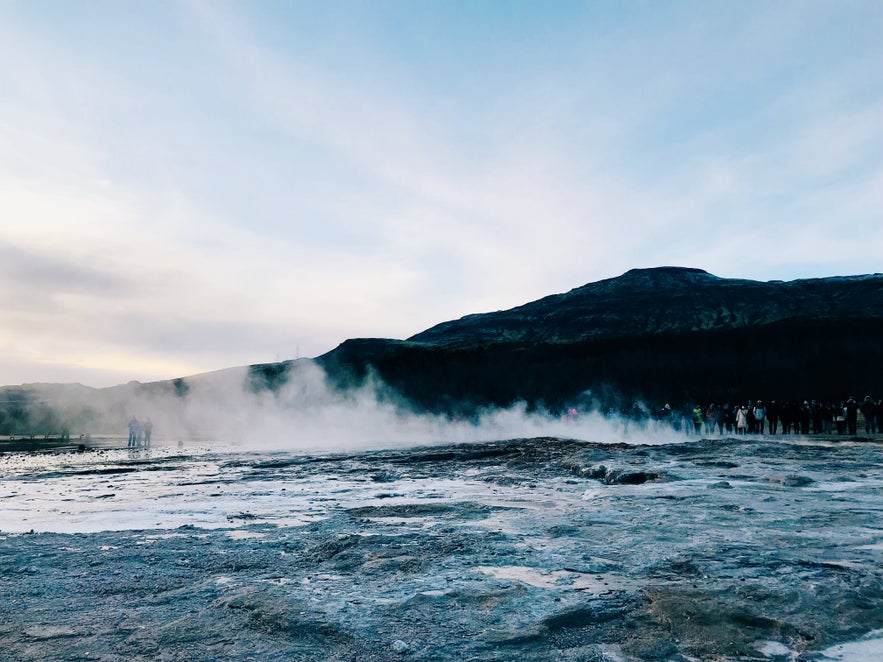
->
<box><xmin>408</xmin><ymin>267</ymin><xmax>883</xmax><ymax>345</ymax></box>
<box><xmin>315</xmin><ymin>267</ymin><xmax>883</xmax><ymax>411</ymax></box>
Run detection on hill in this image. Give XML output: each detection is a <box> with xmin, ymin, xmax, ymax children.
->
<box><xmin>315</xmin><ymin>267</ymin><xmax>883</xmax><ymax>411</ymax></box>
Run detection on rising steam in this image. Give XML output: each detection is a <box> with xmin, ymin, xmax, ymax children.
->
<box><xmin>105</xmin><ymin>361</ymin><xmax>683</xmax><ymax>451</ymax></box>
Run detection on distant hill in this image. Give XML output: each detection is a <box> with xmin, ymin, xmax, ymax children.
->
<box><xmin>3</xmin><ymin>267</ymin><xmax>883</xmax><ymax>435</ymax></box>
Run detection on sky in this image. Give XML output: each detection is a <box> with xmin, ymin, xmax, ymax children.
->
<box><xmin>1</xmin><ymin>0</ymin><xmax>882</xmax><ymax>388</ymax></box>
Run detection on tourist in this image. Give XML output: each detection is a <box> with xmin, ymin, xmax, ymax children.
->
<box><xmin>835</xmin><ymin>402</ymin><xmax>846</xmax><ymax>435</ymax></box>
<box><xmin>822</xmin><ymin>402</ymin><xmax>834</xmax><ymax>435</ymax></box>
<box><xmin>753</xmin><ymin>401</ymin><xmax>766</xmax><ymax>435</ymax></box>
<box><xmin>143</xmin><ymin>418</ymin><xmax>153</xmax><ymax>447</ymax></box>
<box><xmin>705</xmin><ymin>404</ymin><xmax>717</xmax><ymax>435</ymax></box>
<box><xmin>128</xmin><ymin>416</ymin><xmax>139</xmax><ymax>448</ymax></box>
<box><xmin>861</xmin><ymin>396</ymin><xmax>876</xmax><ymax>434</ymax></box>
<box><xmin>714</xmin><ymin>404</ymin><xmax>726</xmax><ymax>435</ymax></box>
<box><xmin>766</xmin><ymin>400</ymin><xmax>779</xmax><ymax>434</ymax></box>
<box><xmin>798</xmin><ymin>402</ymin><xmax>811</xmax><ymax>434</ymax></box>
<box><xmin>724</xmin><ymin>403</ymin><xmax>735</xmax><ymax>434</ymax></box>
<box><xmin>691</xmin><ymin>405</ymin><xmax>703</xmax><ymax>435</ymax></box>
<box><xmin>735</xmin><ymin>406</ymin><xmax>747</xmax><ymax>434</ymax></box>
<box><xmin>846</xmin><ymin>397</ymin><xmax>859</xmax><ymax>435</ymax></box>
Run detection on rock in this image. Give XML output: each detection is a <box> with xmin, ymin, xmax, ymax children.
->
<box><xmin>763</xmin><ymin>474</ymin><xmax>814</xmax><ymax>487</ymax></box>
<box><xmin>391</xmin><ymin>639</ymin><xmax>410</xmax><ymax>654</ymax></box>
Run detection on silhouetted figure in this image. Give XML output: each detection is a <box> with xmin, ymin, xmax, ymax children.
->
<box><xmin>766</xmin><ymin>401</ymin><xmax>779</xmax><ymax>434</ymax></box>
<box><xmin>781</xmin><ymin>401</ymin><xmax>797</xmax><ymax>434</ymax></box>
<box><xmin>714</xmin><ymin>404</ymin><xmax>726</xmax><ymax>435</ymax></box>
<box><xmin>143</xmin><ymin>418</ymin><xmax>153</xmax><ymax>447</ymax></box>
<box><xmin>128</xmin><ymin>416</ymin><xmax>139</xmax><ymax>448</ymax></box>
<box><xmin>736</xmin><ymin>406</ymin><xmax>747</xmax><ymax>435</ymax></box>
<box><xmin>861</xmin><ymin>396</ymin><xmax>877</xmax><ymax>434</ymax></box>
<box><xmin>799</xmin><ymin>402</ymin><xmax>811</xmax><ymax>434</ymax></box>
<box><xmin>846</xmin><ymin>397</ymin><xmax>858</xmax><ymax>435</ymax></box>
<box><xmin>835</xmin><ymin>402</ymin><xmax>846</xmax><ymax>434</ymax></box>
<box><xmin>724</xmin><ymin>404</ymin><xmax>735</xmax><ymax>434</ymax></box>
<box><xmin>705</xmin><ymin>404</ymin><xmax>717</xmax><ymax>435</ymax></box>
<box><xmin>820</xmin><ymin>402</ymin><xmax>833</xmax><ymax>434</ymax></box>
<box><xmin>691</xmin><ymin>405</ymin><xmax>703</xmax><ymax>435</ymax></box>
<box><xmin>753</xmin><ymin>401</ymin><xmax>766</xmax><ymax>435</ymax></box>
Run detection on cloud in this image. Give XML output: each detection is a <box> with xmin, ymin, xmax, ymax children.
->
<box><xmin>0</xmin><ymin>241</ymin><xmax>135</xmax><ymax>306</ymax></box>
<box><xmin>0</xmin><ymin>1</ymin><xmax>881</xmax><ymax>386</ymax></box>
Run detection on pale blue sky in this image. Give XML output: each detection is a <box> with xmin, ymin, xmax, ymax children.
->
<box><xmin>1</xmin><ymin>1</ymin><xmax>882</xmax><ymax>387</ymax></box>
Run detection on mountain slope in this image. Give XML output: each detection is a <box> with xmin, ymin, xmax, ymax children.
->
<box><xmin>317</xmin><ymin>267</ymin><xmax>883</xmax><ymax>410</ymax></box>
<box><xmin>408</xmin><ymin>267</ymin><xmax>883</xmax><ymax>346</ymax></box>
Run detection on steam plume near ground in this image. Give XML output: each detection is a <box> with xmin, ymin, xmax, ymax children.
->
<box><xmin>112</xmin><ymin>361</ymin><xmax>683</xmax><ymax>452</ymax></box>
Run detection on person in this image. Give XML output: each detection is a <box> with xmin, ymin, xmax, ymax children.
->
<box><xmin>811</xmin><ymin>400</ymin><xmax>823</xmax><ymax>435</ymax></box>
<box><xmin>724</xmin><ymin>403</ymin><xmax>735</xmax><ymax>434</ymax></box>
<box><xmin>753</xmin><ymin>401</ymin><xmax>766</xmax><ymax>435</ymax></box>
<box><xmin>143</xmin><ymin>418</ymin><xmax>153</xmax><ymax>447</ymax></box>
<box><xmin>846</xmin><ymin>397</ymin><xmax>859</xmax><ymax>436</ymax></box>
<box><xmin>861</xmin><ymin>396</ymin><xmax>876</xmax><ymax>434</ymax></box>
<box><xmin>705</xmin><ymin>404</ymin><xmax>717</xmax><ymax>435</ymax></box>
<box><xmin>822</xmin><ymin>402</ymin><xmax>834</xmax><ymax>434</ymax></box>
<box><xmin>781</xmin><ymin>401</ymin><xmax>797</xmax><ymax>434</ymax></box>
<box><xmin>766</xmin><ymin>400</ymin><xmax>779</xmax><ymax>434</ymax></box>
<box><xmin>799</xmin><ymin>401</ymin><xmax>811</xmax><ymax>435</ymax></box>
<box><xmin>127</xmin><ymin>416</ymin><xmax>139</xmax><ymax>448</ymax></box>
<box><xmin>835</xmin><ymin>402</ymin><xmax>846</xmax><ymax>435</ymax></box>
<box><xmin>735</xmin><ymin>406</ymin><xmax>747</xmax><ymax>435</ymax></box>
<box><xmin>691</xmin><ymin>405</ymin><xmax>703</xmax><ymax>435</ymax></box>
<box><xmin>714</xmin><ymin>404</ymin><xmax>726</xmax><ymax>435</ymax></box>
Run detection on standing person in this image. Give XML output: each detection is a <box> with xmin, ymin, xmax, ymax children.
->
<box><xmin>846</xmin><ymin>397</ymin><xmax>859</xmax><ymax>436</ymax></box>
<box><xmin>705</xmin><ymin>404</ymin><xmax>717</xmax><ymax>435</ymax></box>
<box><xmin>781</xmin><ymin>401</ymin><xmax>795</xmax><ymax>434</ymax></box>
<box><xmin>736</xmin><ymin>406</ymin><xmax>748</xmax><ymax>435</ymax></box>
<box><xmin>877</xmin><ymin>399</ymin><xmax>883</xmax><ymax>435</ymax></box>
<box><xmin>753</xmin><ymin>401</ymin><xmax>766</xmax><ymax>435</ymax></box>
<box><xmin>835</xmin><ymin>402</ymin><xmax>846</xmax><ymax>435</ymax></box>
<box><xmin>143</xmin><ymin>418</ymin><xmax>153</xmax><ymax>447</ymax></box>
<box><xmin>799</xmin><ymin>402</ymin><xmax>811</xmax><ymax>434</ymax></box>
<box><xmin>127</xmin><ymin>416</ymin><xmax>139</xmax><ymax>448</ymax></box>
<box><xmin>746</xmin><ymin>401</ymin><xmax>756</xmax><ymax>434</ymax></box>
<box><xmin>811</xmin><ymin>400</ymin><xmax>823</xmax><ymax>434</ymax></box>
<box><xmin>767</xmin><ymin>400</ymin><xmax>779</xmax><ymax>434</ymax></box>
<box><xmin>821</xmin><ymin>402</ymin><xmax>833</xmax><ymax>434</ymax></box>
<box><xmin>861</xmin><ymin>396</ymin><xmax>877</xmax><ymax>434</ymax></box>
<box><xmin>691</xmin><ymin>405</ymin><xmax>703</xmax><ymax>435</ymax></box>
<box><xmin>715</xmin><ymin>404</ymin><xmax>726</xmax><ymax>435</ymax></box>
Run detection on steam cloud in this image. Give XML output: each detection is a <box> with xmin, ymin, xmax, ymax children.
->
<box><xmin>105</xmin><ymin>361</ymin><xmax>684</xmax><ymax>452</ymax></box>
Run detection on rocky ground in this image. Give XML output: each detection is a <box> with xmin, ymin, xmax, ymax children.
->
<box><xmin>3</xmin><ymin>436</ymin><xmax>883</xmax><ymax>661</ymax></box>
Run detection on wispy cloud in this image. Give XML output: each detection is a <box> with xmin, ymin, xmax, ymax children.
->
<box><xmin>1</xmin><ymin>1</ymin><xmax>881</xmax><ymax>385</ymax></box>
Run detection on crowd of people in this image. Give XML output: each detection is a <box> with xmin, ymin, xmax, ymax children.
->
<box><xmin>655</xmin><ymin>396</ymin><xmax>883</xmax><ymax>437</ymax></box>
<box><xmin>127</xmin><ymin>416</ymin><xmax>154</xmax><ymax>448</ymax></box>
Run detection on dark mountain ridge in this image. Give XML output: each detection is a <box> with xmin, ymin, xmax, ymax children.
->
<box><xmin>316</xmin><ymin>267</ymin><xmax>883</xmax><ymax>411</ymax></box>
<box><xmin>408</xmin><ymin>267</ymin><xmax>883</xmax><ymax>346</ymax></box>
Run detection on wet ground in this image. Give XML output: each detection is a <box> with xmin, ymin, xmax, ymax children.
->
<box><xmin>3</xmin><ymin>435</ymin><xmax>883</xmax><ymax>661</ymax></box>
